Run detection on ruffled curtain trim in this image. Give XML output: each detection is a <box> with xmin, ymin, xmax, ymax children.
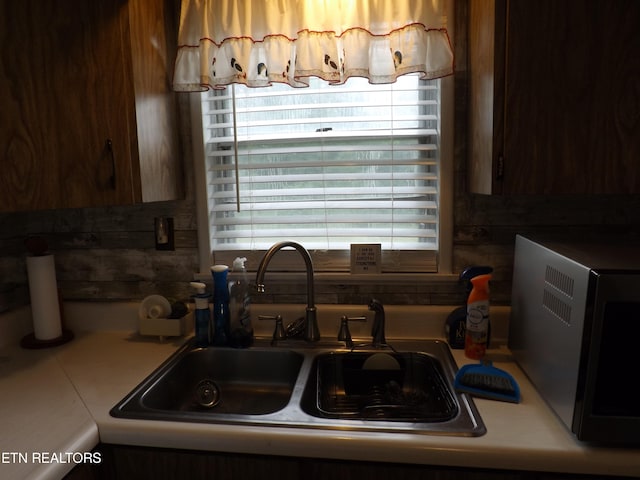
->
<box><xmin>174</xmin><ymin>22</ymin><xmax>453</xmax><ymax>91</ymax></box>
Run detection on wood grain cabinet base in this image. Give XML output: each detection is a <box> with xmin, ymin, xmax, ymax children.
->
<box><xmin>67</xmin><ymin>444</ymin><xmax>630</xmax><ymax>480</ymax></box>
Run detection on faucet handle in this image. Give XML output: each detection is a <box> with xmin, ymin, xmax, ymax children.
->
<box><xmin>337</xmin><ymin>315</ymin><xmax>366</xmax><ymax>349</ymax></box>
<box><xmin>258</xmin><ymin>314</ymin><xmax>286</xmax><ymax>346</ymax></box>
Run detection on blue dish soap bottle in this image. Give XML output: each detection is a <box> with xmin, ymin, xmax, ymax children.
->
<box><xmin>211</xmin><ymin>265</ymin><xmax>230</xmax><ymax>345</ymax></box>
<box><xmin>190</xmin><ymin>281</ymin><xmax>211</xmax><ymax>347</ymax></box>
<box><xmin>228</xmin><ymin>257</ymin><xmax>254</xmax><ymax>348</ymax></box>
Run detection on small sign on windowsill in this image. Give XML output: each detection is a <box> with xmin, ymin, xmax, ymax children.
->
<box><xmin>350</xmin><ymin>244</ymin><xmax>382</xmax><ymax>274</ymax></box>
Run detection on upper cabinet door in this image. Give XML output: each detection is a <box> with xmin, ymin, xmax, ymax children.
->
<box><xmin>0</xmin><ymin>0</ymin><xmax>182</xmax><ymax>212</ymax></box>
<box><xmin>468</xmin><ymin>0</ymin><xmax>640</xmax><ymax>195</ymax></box>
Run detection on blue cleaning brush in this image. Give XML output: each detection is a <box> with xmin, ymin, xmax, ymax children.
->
<box><xmin>454</xmin><ymin>361</ymin><xmax>521</xmax><ymax>403</ymax></box>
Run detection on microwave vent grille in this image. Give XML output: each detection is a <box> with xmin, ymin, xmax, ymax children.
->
<box><xmin>543</xmin><ymin>265</ymin><xmax>574</xmax><ymax>326</ymax></box>
<box><xmin>545</xmin><ymin>265</ymin><xmax>575</xmax><ymax>297</ymax></box>
<box><xmin>542</xmin><ymin>289</ymin><xmax>572</xmax><ymax>325</ymax></box>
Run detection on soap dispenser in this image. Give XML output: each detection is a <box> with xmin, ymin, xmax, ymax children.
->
<box><xmin>228</xmin><ymin>257</ymin><xmax>254</xmax><ymax>348</ymax></box>
<box><xmin>211</xmin><ymin>265</ymin><xmax>230</xmax><ymax>345</ymax></box>
<box><xmin>190</xmin><ymin>281</ymin><xmax>211</xmax><ymax>347</ymax></box>
<box><xmin>445</xmin><ymin>266</ymin><xmax>493</xmax><ymax>349</ymax></box>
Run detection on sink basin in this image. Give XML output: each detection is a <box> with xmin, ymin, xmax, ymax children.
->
<box><xmin>111</xmin><ymin>338</ymin><xmax>486</xmax><ymax>436</ymax></box>
<box><xmin>301</xmin><ymin>351</ymin><xmax>458</xmax><ymax>422</ymax></box>
<box><xmin>143</xmin><ymin>347</ymin><xmax>303</xmax><ymax>414</ymax></box>
<box><xmin>111</xmin><ymin>344</ymin><xmax>304</xmax><ymax>420</ymax></box>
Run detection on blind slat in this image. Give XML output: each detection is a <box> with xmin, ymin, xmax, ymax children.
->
<box><xmin>202</xmin><ymin>83</ymin><xmax>438</xmax><ymax>106</ymax></box>
<box><xmin>206</xmin><ymin>145</ymin><xmax>438</xmax><ymax>159</ymax></box>
<box><xmin>210</xmin><ymin>172</ymin><xmax>437</xmax><ymax>184</ymax></box>
<box><xmin>207</xmin><ymin>129</ymin><xmax>438</xmax><ymax>145</ymax></box>
<box><xmin>211</xmin><ymin>186</ymin><xmax>437</xmax><ymax>198</ymax></box>
<box><xmin>211</xmin><ymin>199</ymin><xmax>437</xmax><ymax>212</ymax></box>
<box><xmin>213</xmin><ymin>231</ymin><xmax>437</xmax><ymax>240</ymax></box>
<box><xmin>210</xmin><ymin>214</ymin><xmax>438</xmax><ymax>226</ymax></box>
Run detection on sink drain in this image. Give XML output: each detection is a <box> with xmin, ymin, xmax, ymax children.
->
<box><xmin>194</xmin><ymin>379</ymin><xmax>220</xmax><ymax>408</ymax></box>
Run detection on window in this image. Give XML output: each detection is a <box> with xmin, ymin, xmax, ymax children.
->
<box><xmin>192</xmin><ymin>75</ymin><xmax>453</xmax><ymax>275</ymax></box>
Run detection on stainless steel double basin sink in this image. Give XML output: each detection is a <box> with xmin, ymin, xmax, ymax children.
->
<box><xmin>111</xmin><ymin>338</ymin><xmax>486</xmax><ymax>436</ymax></box>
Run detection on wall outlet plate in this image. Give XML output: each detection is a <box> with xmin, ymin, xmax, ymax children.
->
<box><xmin>155</xmin><ymin>217</ymin><xmax>175</xmax><ymax>251</ymax></box>
<box><xmin>350</xmin><ymin>244</ymin><xmax>382</xmax><ymax>274</ymax></box>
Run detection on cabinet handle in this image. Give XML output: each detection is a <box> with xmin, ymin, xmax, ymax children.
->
<box><xmin>105</xmin><ymin>139</ymin><xmax>116</xmax><ymax>189</ymax></box>
<box><xmin>496</xmin><ymin>155</ymin><xmax>505</xmax><ymax>181</ymax></box>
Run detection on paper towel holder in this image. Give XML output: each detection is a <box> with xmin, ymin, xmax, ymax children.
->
<box><xmin>21</xmin><ymin>329</ymin><xmax>74</xmax><ymax>349</ymax></box>
<box><xmin>22</xmin><ymin>236</ymin><xmax>75</xmax><ymax>349</ymax></box>
<box><xmin>21</xmin><ymin>287</ymin><xmax>74</xmax><ymax>349</ymax></box>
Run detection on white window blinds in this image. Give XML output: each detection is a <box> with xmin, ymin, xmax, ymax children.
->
<box><xmin>201</xmin><ymin>74</ymin><xmax>441</xmax><ymax>271</ymax></box>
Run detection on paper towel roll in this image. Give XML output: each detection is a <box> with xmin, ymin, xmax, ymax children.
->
<box><xmin>27</xmin><ymin>254</ymin><xmax>63</xmax><ymax>340</ymax></box>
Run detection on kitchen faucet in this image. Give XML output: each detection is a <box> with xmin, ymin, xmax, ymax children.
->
<box><xmin>255</xmin><ymin>241</ymin><xmax>320</xmax><ymax>342</ymax></box>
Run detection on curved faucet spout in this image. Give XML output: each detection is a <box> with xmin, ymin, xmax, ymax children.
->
<box><xmin>255</xmin><ymin>241</ymin><xmax>320</xmax><ymax>342</ymax></box>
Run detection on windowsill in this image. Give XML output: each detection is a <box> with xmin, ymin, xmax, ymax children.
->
<box><xmin>193</xmin><ymin>271</ymin><xmax>459</xmax><ymax>284</ymax></box>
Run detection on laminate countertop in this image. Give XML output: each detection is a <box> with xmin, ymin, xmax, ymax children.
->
<box><xmin>1</xmin><ymin>303</ymin><xmax>639</xmax><ymax>479</ymax></box>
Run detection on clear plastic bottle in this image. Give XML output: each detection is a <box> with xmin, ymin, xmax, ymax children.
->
<box><xmin>464</xmin><ymin>273</ymin><xmax>491</xmax><ymax>359</ymax></box>
<box><xmin>228</xmin><ymin>257</ymin><xmax>254</xmax><ymax>348</ymax></box>
<box><xmin>211</xmin><ymin>265</ymin><xmax>230</xmax><ymax>346</ymax></box>
<box><xmin>190</xmin><ymin>281</ymin><xmax>211</xmax><ymax>347</ymax></box>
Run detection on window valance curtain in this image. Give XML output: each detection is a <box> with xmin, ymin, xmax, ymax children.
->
<box><xmin>173</xmin><ymin>0</ymin><xmax>454</xmax><ymax>90</ymax></box>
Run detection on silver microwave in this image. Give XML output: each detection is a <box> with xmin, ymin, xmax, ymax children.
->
<box><xmin>509</xmin><ymin>234</ymin><xmax>640</xmax><ymax>444</ymax></box>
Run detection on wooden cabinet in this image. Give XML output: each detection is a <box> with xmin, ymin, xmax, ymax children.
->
<box><xmin>468</xmin><ymin>0</ymin><xmax>640</xmax><ymax>194</ymax></box>
<box><xmin>0</xmin><ymin>0</ymin><xmax>183</xmax><ymax>212</ymax></box>
<box><xmin>78</xmin><ymin>444</ymin><xmax>630</xmax><ymax>480</ymax></box>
